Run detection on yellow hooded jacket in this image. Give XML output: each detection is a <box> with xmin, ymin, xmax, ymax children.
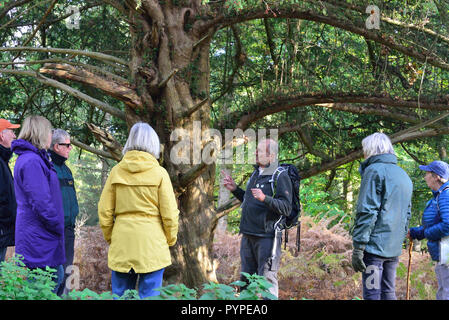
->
<box><xmin>98</xmin><ymin>150</ymin><xmax>179</xmax><ymax>274</ymax></box>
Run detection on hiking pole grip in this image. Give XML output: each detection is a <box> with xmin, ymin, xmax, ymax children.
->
<box><xmin>269</xmin><ymin>227</ymin><xmax>282</xmax><ymax>271</ymax></box>
<box><xmin>296</xmin><ymin>221</ymin><xmax>301</xmax><ymax>253</ymax></box>
<box><xmin>406</xmin><ymin>238</ymin><xmax>413</xmax><ymax>300</ymax></box>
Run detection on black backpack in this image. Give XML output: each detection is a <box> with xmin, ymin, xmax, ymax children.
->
<box><xmin>270</xmin><ymin>163</ymin><xmax>301</xmax><ymax>252</ymax></box>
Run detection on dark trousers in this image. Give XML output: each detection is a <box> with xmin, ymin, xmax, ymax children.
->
<box><xmin>0</xmin><ymin>247</ymin><xmax>6</xmax><ymax>263</ymax></box>
<box><xmin>362</xmin><ymin>251</ymin><xmax>399</xmax><ymax>300</ymax></box>
<box><xmin>57</xmin><ymin>225</ymin><xmax>75</xmax><ymax>296</ymax></box>
<box><xmin>240</xmin><ymin>233</ymin><xmax>281</xmax><ymax>298</ymax></box>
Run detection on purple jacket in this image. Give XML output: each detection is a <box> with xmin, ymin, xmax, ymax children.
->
<box><xmin>11</xmin><ymin>139</ymin><xmax>65</xmax><ymax>268</ymax></box>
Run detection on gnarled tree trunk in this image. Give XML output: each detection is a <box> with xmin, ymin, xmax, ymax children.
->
<box><xmin>126</xmin><ymin>1</ymin><xmax>219</xmax><ymax>287</ymax></box>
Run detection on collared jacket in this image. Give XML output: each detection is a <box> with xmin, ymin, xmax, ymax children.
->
<box><xmin>0</xmin><ymin>144</ymin><xmax>16</xmax><ymax>248</ymax></box>
<box><xmin>98</xmin><ymin>150</ymin><xmax>179</xmax><ymax>274</ymax></box>
<box><xmin>11</xmin><ymin>139</ymin><xmax>65</xmax><ymax>268</ymax></box>
<box><xmin>232</xmin><ymin>165</ymin><xmax>293</xmax><ymax>238</ymax></box>
<box><xmin>409</xmin><ymin>181</ymin><xmax>449</xmax><ymax>261</ymax></box>
<box><xmin>352</xmin><ymin>153</ymin><xmax>413</xmax><ymax>258</ymax></box>
<box><xmin>49</xmin><ymin>150</ymin><xmax>79</xmax><ymax>228</ymax></box>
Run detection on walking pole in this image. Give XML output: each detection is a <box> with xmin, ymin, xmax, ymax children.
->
<box><xmin>406</xmin><ymin>238</ymin><xmax>413</xmax><ymax>300</ymax></box>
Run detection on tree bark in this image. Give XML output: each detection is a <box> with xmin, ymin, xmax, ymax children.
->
<box><xmin>122</xmin><ymin>1</ymin><xmax>219</xmax><ymax>288</ymax></box>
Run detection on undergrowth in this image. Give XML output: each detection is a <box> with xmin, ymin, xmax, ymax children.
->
<box><xmin>1</xmin><ymin>215</ymin><xmax>439</xmax><ymax>300</ymax></box>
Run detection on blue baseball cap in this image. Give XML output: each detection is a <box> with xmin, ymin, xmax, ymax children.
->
<box><xmin>419</xmin><ymin>160</ymin><xmax>449</xmax><ymax>180</ymax></box>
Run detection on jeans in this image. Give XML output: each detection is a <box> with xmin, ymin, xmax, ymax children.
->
<box><xmin>362</xmin><ymin>252</ymin><xmax>399</xmax><ymax>300</ymax></box>
<box><xmin>435</xmin><ymin>263</ymin><xmax>449</xmax><ymax>300</ymax></box>
<box><xmin>57</xmin><ymin>226</ymin><xmax>75</xmax><ymax>296</ymax></box>
<box><xmin>53</xmin><ymin>265</ymin><xmax>65</xmax><ymax>294</ymax></box>
<box><xmin>240</xmin><ymin>233</ymin><xmax>282</xmax><ymax>298</ymax></box>
<box><xmin>111</xmin><ymin>268</ymin><xmax>164</xmax><ymax>299</ymax></box>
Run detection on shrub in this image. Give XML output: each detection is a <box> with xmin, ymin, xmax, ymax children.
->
<box><xmin>0</xmin><ymin>255</ymin><xmax>60</xmax><ymax>300</ymax></box>
<box><xmin>0</xmin><ymin>254</ymin><xmax>274</xmax><ymax>300</ymax></box>
<box><xmin>150</xmin><ymin>273</ymin><xmax>276</xmax><ymax>300</ymax></box>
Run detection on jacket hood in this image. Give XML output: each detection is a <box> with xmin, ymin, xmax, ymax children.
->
<box><xmin>359</xmin><ymin>153</ymin><xmax>397</xmax><ymax>175</ymax></box>
<box><xmin>12</xmin><ymin>139</ymin><xmax>40</xmax><ymax>155</ymax></box>
<box><xmin>11</xmin><ymin>139</ymin><xmax>52</xmax><ymax>169</ymax></box>
<box><xmin>118</xmin><ymin>150</ymin><xmax>159</xmax><ymax>173</ymax></box>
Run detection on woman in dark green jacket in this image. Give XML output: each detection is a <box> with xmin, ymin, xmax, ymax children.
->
<box><xmin>351</xmin><ymin>132</ymin><xmax>413</xmax><ymax>300</ymax></box>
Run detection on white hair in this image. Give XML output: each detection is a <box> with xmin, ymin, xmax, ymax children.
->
<box><xmin>50</xmin><ymin>128</ymin><xmax>70</xmax><ymax>150</ymax></box>
<box><xmin>362</xmin><ymin>132</ymin><xmax>395</xmax><ymax>159</ymax></box>
<box><xmin>122</xmin><ymin>122</ymin><xmax>160</xmax><ymax>159</ymax></box>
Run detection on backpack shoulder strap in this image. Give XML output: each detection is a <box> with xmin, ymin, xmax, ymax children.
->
<box><xmin>436</xmin><ymin>185</ymin><xmax>449</xmax><ymax>213</ymax></box>
<box><xmin>270</xmin><ymin>166</ymin><xmax>287</xmax><ymax>196</ymax></box>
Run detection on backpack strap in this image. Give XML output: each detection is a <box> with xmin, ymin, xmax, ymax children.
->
<box><xmin>270</xmin><ymin>166</ymin><xmax>287</xmax><ymax>197</ymax></box>
<box><xmin>436</xmin><ymin>185</ymin><xmax>449</xmax><ymax>213</ymax></box>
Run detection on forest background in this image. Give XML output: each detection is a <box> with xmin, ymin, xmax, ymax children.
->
<box><xmin>1</xmin><ymin>0</ymin><xmax>449</xmax><ymax>299</ymax></box>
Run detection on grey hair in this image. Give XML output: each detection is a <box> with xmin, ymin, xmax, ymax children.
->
<box><xmin>362</xmin><ymin>132</ymin><xmax>395</xmax><ymax>159</ymax></box>
<box><xmin>50</xmin><ymin>129</ymin><xmax>70</xmax><ymax>150</ymax></box>
<box><xmin>122</xmin><ymin>122</ymin><xmax>160</xmax><ymax>159</ymax></box>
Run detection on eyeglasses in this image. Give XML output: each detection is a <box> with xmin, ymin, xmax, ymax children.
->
<box><xmin>58</xmin><ymin>143</ymin><xmax>72</xmax><ymax>148</ymax></box>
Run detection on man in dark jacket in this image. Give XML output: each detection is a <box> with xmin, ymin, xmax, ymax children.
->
<box><xmin>351</xmin><ymin>132</ymin><xmax>413</xmax><ymax>300</ymax></box>
<box><xmin>0</xmin><ymin>119</ymin><xmax>20</xmax><ymax>262</ymax></box>
<box><xmin>49</xmin><ymin>129</ymin><xmax>79</xmax><ymax>295</ymax></box>
<box><xmin>222</xmin><ymin>138</ymin><xmax>292</xmax><ymax>298</ymax></box>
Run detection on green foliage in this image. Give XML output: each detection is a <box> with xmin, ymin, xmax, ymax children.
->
<box><xmin>237</xmin><ymin>272</ymin><xmax>277</xmax><ymax>300</ymax></box>
<box><xmin>0</xmin><ymin>255</ymin><xmax>60</xmax><ymax>300</ymax></box>
<box><xmin>223</xmin><ymin>0</ymin><xmax>301</xmax><ymax>12</ymax></box>
<box><xmin>0</xmin><ymin>255</ymin><xmax>273</xmax><ymax>300</ymax></box>
<box><xmin>68</xmin><ymin>146</ymin><xmax>111</xmax><ymax>225</ymax></box>
<box><xmin>152</xmin><ymin>283</ymin><xmax>198</xmax><ymax>300</ymax></box>
<box><xmin>300</xmin><ymin>176</ymin><xmax>349</xmax><ymax>226</ymax></box>
<box><xmin>65</xmin><ymin>288</ymin><xmax>118</xmax><ymax>300</ymax></box>
<box><xmin>151</xmin><ymin>273</ymin><xmax>276</xmax><ymax>300</ymax></box>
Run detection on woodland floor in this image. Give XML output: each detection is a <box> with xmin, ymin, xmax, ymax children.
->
<box><xmin>71</xmin><ymin>216</ymin><xmax>439</xmax><ymax>300</ymax></box>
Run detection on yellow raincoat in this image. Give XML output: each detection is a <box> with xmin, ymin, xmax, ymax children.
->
<box><xmin>98</xmin><ymin>150</ymin><xmax>179</xmax><ymax>274</ymax></box>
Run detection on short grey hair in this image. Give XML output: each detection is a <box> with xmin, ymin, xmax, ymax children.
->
<box><xmin>50</xmin><ymin>129</ymin><xmax>70</xmax><ymax>150</ymax></box>
<box><xmin>122</xmin><ymin>122</ymin><xmax>160</xmax><ymax>159</ymax></box>
<box><xmin>362</xmin><ymin>132</ymin><xmax>395</xmax><ymax>159</ymax></box>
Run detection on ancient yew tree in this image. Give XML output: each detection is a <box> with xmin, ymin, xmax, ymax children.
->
<box><xmin>1</xmin><ymin>0</ymin><xmax>449</xmax><ymax>288</ymax></box>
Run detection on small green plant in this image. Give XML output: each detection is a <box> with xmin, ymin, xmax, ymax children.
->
<box><xmin>65</xmin><ymin>288</ymin><xmax>118</xmax><ymax>300</ymax></box>
<box><xmin>0</xmin><ymin>255</ymin><xmax>60</xmax><ymax>300</ymax></box>
<box><xmin>151</xmin><ymin>283</ymin><xmax>197</xmax><ymax>300</ymax></box>
<box><xmin>151</xmin><ymin>273</ymin><xmax>277</xmax><ymax>300</ymax></box>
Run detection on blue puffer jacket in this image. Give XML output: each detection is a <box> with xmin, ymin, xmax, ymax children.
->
<box><xmin>409</xmin><ymin>182</ymin><xmax>449</xmax><ymax>261</ymax></box>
